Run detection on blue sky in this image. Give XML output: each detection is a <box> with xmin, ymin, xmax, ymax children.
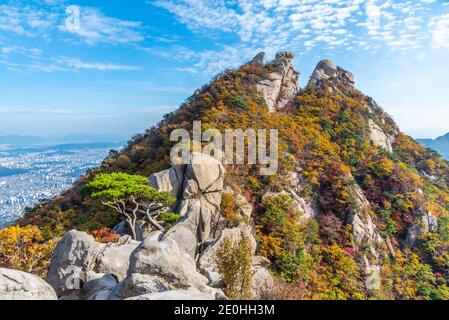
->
<box><xmin>0</xmin><ymin>0</ymin><xmax>449</xmax><ymax>139</ymax></box>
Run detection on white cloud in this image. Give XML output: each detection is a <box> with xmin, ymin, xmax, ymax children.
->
<box><xmin>142</xmin><ymin>45</ymin><xmax>196</xmax><ymax>62</ymax></box>
<box><xmin>1</xmin><ymin>45</ymin><xmax>42</xmax><ymax>57</ymax></box>
<box><xmin>27</xmin><ymin>62</ymin><xmax>67</xmax><ymax>73</ymax></box>
<box><xmin>58</xmin><ymin>6</ymin><xmax>144</xmax><ymax>45</ymax></box>
<box><xmin>152</xmin><ymin>0</ymin><xmax>447</xmax><ymax>74</ymax></box>
<box><xmin>366</xmin><ymin>0</ymin><xmax>381</xmax><ymax>35</ymax></box>
<box><xmin>429</xmin><ymin>14</ymin><xmax>449</xmax><ymax>49</ymax></box>
<box><xmin>0</xmin><ymin>2</ymin><xmax>147</xmax><ymax>73</ymax></box>
<box><xmin>0</xmin><ymin>2</ymin><xmax>144</xmax><ymax>45</ymax></box>
<box><xmin>54</xmin><ymin>58</ymin><xmax>143</xmax><ymax>71</ymax></box>
<box><xmin>0</xmin><ymin>4</ymin><xmax>57</xmax><ymax>36</ymax></box>
<box><xmin>9</xmin><ymin>57</ymin><xmax>142</xmax><ymax>73</ymax></box>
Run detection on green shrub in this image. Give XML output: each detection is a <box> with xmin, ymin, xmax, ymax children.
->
<box><xmin>160</xmin><ymin>212</ymin><xmax>180</xmax><ymax>229</ymax></box>
<box><xmin>226</xmin><ymin>95</ymin><xmax>249</xmax><ymax>110</ymax></box>
<box><xmin>215</xmin><ymin>236</ymin><xmax>254</xmax><ymax>300</ymax></box>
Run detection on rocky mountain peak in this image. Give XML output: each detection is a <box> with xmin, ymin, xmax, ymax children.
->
<box><xmin>250</xmin><ymin>52</ymin><xmax>266</xmax><ymax>66</ymax></box>
<box><xmin>254</xmin><ymin>51</ymin><xmax>300</xmax><ymax>112</ymax></box>
<box><xmin>7</xmin><ymin>51</ymin><xmax>449</xmax><ymax>301</ymax></box>
<box><xmin>307</xmin><ymin>59</ymin><xmax>355</xmax><ymax>91</ymax></box>
<box><xmin>274</xmin><ymin>51</ymin><xmax>294</xmax><ymax>61</ymax></box>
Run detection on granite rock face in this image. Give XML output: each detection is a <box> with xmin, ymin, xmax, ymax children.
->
<box><xmin>125</xmin><ymin>287</ymin><xmax>218</xmax><ymax>300</ymax></box>
<box><xmin>129</xmin><ymin>231</ymin><xmax>209</xmax><ymax>290</ymax></box>
<box><xmin>368</xmin><ymin>119</ymin><xmax>394</xmax><ymax>153</ymax></box>
<box><xmin>307</xmin><ymin>59</ymin><xmax>355</xmax><ymax>90</ymax></box>
<box><xmin>46</xmin><ymin>230</ymin><xmax>139</xmax><ymax>299</ymax></box>
<box><xmin>0</xmin><ymin>268</ymin><xmax>58</xmax><ymax>300</ymax></box>
<box><xmin>150</xmin><ymin>153</ymin><xmax>226</xmax><ymax>257</ymax></box>
<box><xmin>406</xmin><ymin>209</ymin><xmax>439</xmax><ymax>248</ymax></box>
<box><xmin>255</xmin><ymin>52</ymin><xmax>300</xmax><ymax>112</ymax></box>
<box><xmin>250</xmin><ymin>52</ymin><xmax>266</xmax><ymax>66</ymax></box>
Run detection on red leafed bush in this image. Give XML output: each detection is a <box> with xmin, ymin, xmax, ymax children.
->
<box><xmin>91</xmin><ymin>228</ymin><xmax>120</xmax><ymax>243</ymax></box>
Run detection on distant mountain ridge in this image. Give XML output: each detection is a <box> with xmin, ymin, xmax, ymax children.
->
<box><xmin>0</xmin><ymin>134</ymin><xmax>127</xmax><ymax>146</ymax></box>
<box><xmin>418</xmin><ymin>133</ymin><xmax>449</xmax><ymax>160</ymax></box>
<box><xmin>8</xmin><ymin>142</ymin><xmax>125</xmax><ymax>153</ymax></box>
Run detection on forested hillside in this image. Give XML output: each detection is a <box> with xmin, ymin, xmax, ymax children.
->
<box><xmin>3</xmin><ymin>52</ymin><xmax>449</xmax><ymax>300</ymax></box>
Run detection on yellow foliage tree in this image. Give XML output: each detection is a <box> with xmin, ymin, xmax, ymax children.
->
<box><xmin>0</xmin><ymin>225</ymin><xmax>58</xmax><ymax>277</ymax></box>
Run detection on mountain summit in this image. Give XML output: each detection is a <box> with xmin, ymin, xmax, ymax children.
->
<box><xmin>251</xmin><ymin>51</ymin><xmax>299</xmax><ymax>112</ymax></box>
<box><xmin>4</xmin><ymin>52</ymin><xmax>449</xmax><ymax>300</ymax></box>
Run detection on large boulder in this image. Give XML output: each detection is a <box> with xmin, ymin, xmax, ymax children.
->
<box><xmin>149</xmin><ymin>165</ymin><xmax>185</xmax><ymax>197</ymax></box>
<box><xmin>162</xmin><ymin>199</ymin><xmax>207</xmax><ymax>258</ymax></box>
<box><xmin>185</xmin><ymin>152</ymin><xmax>225</xmax><ymax>192</ymax></box>
<box><xmin>95</xmin><ymin>238</ymin><xmax>139</xmax><ymax>281</ymax></box>
<box><xmin>46</xmin><ymin>230</ymin><xmax>139</xmax><ymax>298</ymax></box>
<box><xmin>0</xmin><ymin>268</ymin><xmax>57</xmax><ymax>300</ymax></box>
<box><xmin>46</xmin><ymin>230</ymin><xmax>101</xmax><ymax>297</ymax></box>
<box><xmin>252</xmin><ymin>266</ymin><xmax>273</xmax><ymax>299</ymax></box>
<box><xmin>307</xmin><ymin>59</ymin><xmax>355</xmax><ymax>92</ymax></box>
<box><xmin>129</xmin><ymin>232</ymin><xmax>209</xmax><ymax>291</ymax></box>
<box><xmin>197</xmin><ymin>224</ymin><xmax>272</xmax><ymax>298</ymax></box>
<box><xmin>126</xmin><ymin>287</ymin><xmax>218</xmax><ymax>300</ymax></box>
<box><xmin>82</xmin><ymin>272</ymin><xmax>118</xmax><ymax>300</ymax></box>
<box><xmin>198</xmin><ymin>223</ymin><xmax>259</xmax><ymax>291</ymax></box>
<box><xmin>111</xmin><ymin>273</ymin><xmax>170</xmax><ymax>300</ymax></box>
<box><xmin>113</xmin><ymin>229</ymin><xmax>226</xmax><ymax>300</ymax></box>
<box><xmin>198</xmin><ymin>223</ymin><xmax>256</xmax><ymax>276</ymax></box>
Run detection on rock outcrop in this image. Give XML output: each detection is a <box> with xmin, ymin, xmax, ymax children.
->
<box><xmin>307</xmin><ymin>60</ymin><xmax>395</xmax><ymax>152</ymax></box>
<box><xmin>0</xmin><ymin>268</ymin><xmax>57</xmax><ymax>300</ymax></box>
<box><xmin>363</xmin><ymin>257</ymin><xmax>381</xmax><ymax>292</ymax></box>
<box><xmin>252</xmin><ymin>262</ymin><xmax>274</xmax><ymax>298</ymax></box>
<box><xmin>349</xmin><ymin>182</ymin><xmax>384</xmax><ymax>251</ymax></box>
<box><xmin>250</xmin><ymin>52</ymin><xmax>266</xmax><ymax>66</ymax></box>
<box><xmin>152</xmin><ymin>153</ymin><xmax>226</xmax><ymax>257</ymax></box>
<box><xmin>198</xmin><ymin>224</ymin><xmax>256</xmax><ymax>277</ymax></box>
<box><xmin>405</xmin><ymin>209</ymin><xmax>439</xmax><ymax>248</ymax></box>
<box><xmin>262</xmin><ymin>170</ymin><xmax>318</xmax><ymax>220</ymax></box>
<box><xmin>368</xmin><ymin>119</ymin><xmax>394</xmax><ymax>153</ymax></box>
<box><xmin>421</xmin><ymin>210</ymin><xmax>439</xmax><ymax>233</ymax></box>
<box><xmin>126</xmin><ymin>287</ymin><xmax>218</xmax><ymax>300</ymax></box>
<box><xmin>222</xmin><ymin>186</ymin><xmax>253</xmax><ymax>221</ymax></box>
<box><xmin>46</xmin><ymin>228</ymin><xmax>221</xmax><ymax>300</ymax></box>
<box><xmin>254</xmin><ymin>52</ymin><xmax>300</xmax><ymax>112</ymax></box>
<box><xmin>148</xmin><ymin>165</ymin><xmax>184</xmax><ymax>198</ymax></box>
<box><xmin>307</xmin><ymin>59</ymin><xmax>355</xmax><ymax>91</ymax></box>
<box><xmin>129</xmin><ymin>231</ymin><xmax>209</xmax><ymax>290</ymax></box>
<box><xmin>46</xmin><ymin>230</ymin><xmax>139</xmax><ymax>299</ymax></box>
<box><xmin>348</xmin><ymin>182</ymin><xmax>384</xmax><ymax>292</ymax></box>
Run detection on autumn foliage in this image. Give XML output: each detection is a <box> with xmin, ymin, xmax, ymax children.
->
<box><xmin>8</xmin><ymin>60</ymin><xmax>449</xmax><ymax>299</ymax></box>
<box><xmin>0</xmin><ymin>225</ymin><xmax>58</xmax><ymax>277</ymax></box>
